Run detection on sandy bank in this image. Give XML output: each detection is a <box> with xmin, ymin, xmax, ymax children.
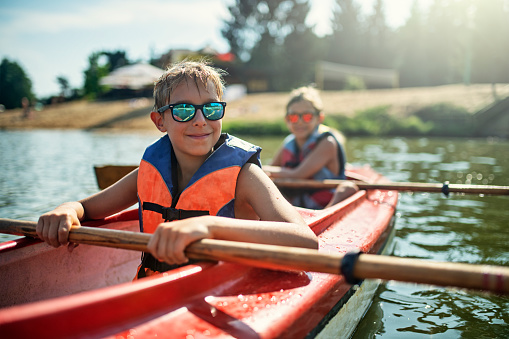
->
<box><xmin>1</xmin><ymin>84</ymin><xmax>507</xmax><ymax>131</ymax></box>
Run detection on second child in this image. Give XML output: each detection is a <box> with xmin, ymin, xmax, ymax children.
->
<box><xmin>265</xmin><ymin>86</ymin><xmax>358</xmax><ymax>209</ymax></box>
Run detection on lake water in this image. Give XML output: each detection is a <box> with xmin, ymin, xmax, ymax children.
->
<box><xmin>0</xmin><ymin>129</ymin><xmax>508</xmax><ymax>338</ymax></box>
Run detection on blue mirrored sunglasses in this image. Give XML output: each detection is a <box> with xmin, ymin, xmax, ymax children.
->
<box><xmin>157</xmin><ymin>102</ymin><xmax>226</xmax><ymax>122</ymax></box>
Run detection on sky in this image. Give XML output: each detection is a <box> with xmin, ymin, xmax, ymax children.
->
<box><xmin>0</xmin><ymin>0</ymin><xmax>431</xmax><ymax>98</ymax></box>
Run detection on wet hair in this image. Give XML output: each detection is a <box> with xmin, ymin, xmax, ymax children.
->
<box><xmin>153</xmin><ymin>59</ymin><xmax>227</xmax><ymax>111</ymax></box>
<box><xmin>286</xmin><ymin>85</ymin><xmax>323</xmax><ymax>114</ymax></box>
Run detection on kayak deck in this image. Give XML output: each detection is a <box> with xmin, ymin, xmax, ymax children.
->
<box><xmin>0</xmin><ymin>167</ymin><xmax>398</xmax><ymax>338</ymax></box>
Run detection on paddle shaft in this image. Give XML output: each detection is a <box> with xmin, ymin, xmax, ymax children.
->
<box><xmin>273</xmin><ymin>178</ymin><xmax>509</xmax><ymax>195</ymax></box>
<box><xmin>1</xmin><ymin>218</ymin><xmax>508</xmax><ymax>294</ymax></box>
<box><xmin>93</xmin><ymin>165</ymin><xmax>509</xmax><ymax>195</ymax></box>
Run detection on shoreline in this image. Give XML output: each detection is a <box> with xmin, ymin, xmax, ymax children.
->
<box><xmin>1</xmin><ymin>84</ymin><xmax>507</xmax><ymax>131</ymax></box>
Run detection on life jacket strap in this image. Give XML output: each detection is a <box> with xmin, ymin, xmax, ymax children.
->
<box><xmin>142</xmin><ymin>202</ymin><xmax>209</xmax><ymax>221</ymax></box>
<box><xmin>137</xmin><ymin>252</ymin><xmax>201</xmax><ymax>279</ymax></box>
<box><xmin>137</xmin><ymin>202</ymin><xmax>210</xmax><ymax>278</ymax></box>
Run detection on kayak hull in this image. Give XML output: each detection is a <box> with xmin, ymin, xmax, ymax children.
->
<box><xmin>0</xmin><ymin>211</ymin><xmax>140</xmax><ymax>308</ymax></box>
<box><xmin>0</xmin><ymin>166</ymin><xmax>398</xmax><ymax>338</ymax></box>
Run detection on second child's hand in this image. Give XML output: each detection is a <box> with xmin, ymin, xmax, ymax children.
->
<box><xmin>262</xmin><ymin>165</ymin><xmax>283</xmax><ymax>178</ymax></box>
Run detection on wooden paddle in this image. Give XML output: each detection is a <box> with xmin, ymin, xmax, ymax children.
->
<box><xmin>272</xmin><ymin>178</ymin><xmax>509</xmax><ymax>196</ymax></box>
<box><xmin>93</xmin><ymin>165</ymin><xmax>509</xmax><ymax>195</ymax></box>
<box><xmin>1</xmin><ymin>218</ymin><xmax>508</xmax><ymax>294</ymax></box>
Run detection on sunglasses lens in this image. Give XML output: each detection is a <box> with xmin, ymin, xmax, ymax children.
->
<box><xmin>287</xmin><ymin>114</ymin><xmax>299</xmax><ymax>123</ymax></box>
<box><xmin>302</xmin><ymin>113</ymin><xmax>314</xmax><ymax>122</ymax></box>
<box><xmin>172</xmin><ymin>104</ymin><xmax>195</xmax><ymax>122</ymax></box>
<box><xmin>203</xmin><ymin>103</ymin><xmax>224</xmax><ymax>121</ymax></box>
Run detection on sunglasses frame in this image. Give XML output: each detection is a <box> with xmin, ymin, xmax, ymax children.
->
<box><xmin>157</xmin><ymin>102</ymin><xmax>227</xmax><ymax>122</ymax></box>
<box><xmin>286</xmin><ymin>112</ymin><xmax>317</xmax><ymax>123</ymax></box>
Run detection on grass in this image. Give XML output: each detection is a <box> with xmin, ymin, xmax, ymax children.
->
<box><xmin>224</xmin><ymin>103</ymin><xmax>475</xmax><ymax>137</ymax></box>
<box><xmin>1</xmin><ymin>84</ymin><xmax>507</xmax><ymax>137</ymax></box>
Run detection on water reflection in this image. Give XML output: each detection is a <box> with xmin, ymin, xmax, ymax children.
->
<box><xmin>0</xmin><ymin>129</ymin><xmax>159</xmax><ymax>221</ymax></box>
<box><xmin>349</xmin><ymin>137</ymin><xmax>509</xmax><ymax>338</ymax></box>
<box><xmin>1</xmin><ymin>131</ymin><xmax>508</xmax><ymax>337</ymax></box>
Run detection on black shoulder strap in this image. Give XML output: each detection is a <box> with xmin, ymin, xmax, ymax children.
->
<box><xmin>317</xmin><ymin>131</ymin><xmax>345</xmax><ymax>175</ymax></box>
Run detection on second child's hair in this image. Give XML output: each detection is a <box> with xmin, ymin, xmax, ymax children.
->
<box><xmin>286</xmin><ymin>86</ymin><xmax>324</xmax><ymax>114</ymax></box>
<box><xmin>153</xmin><ymin>60</ymin><xmax>227</xmax><ymax>111</ymax></box>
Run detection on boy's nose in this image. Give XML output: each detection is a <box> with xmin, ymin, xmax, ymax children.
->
<box><xmin>193</xmin><ymin>108</ymin><xmax>207</xmax><ymax>124</ymax></box>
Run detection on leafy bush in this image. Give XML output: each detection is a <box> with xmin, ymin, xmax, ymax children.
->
<box><xmin>413</xmin><ymin>103</ymin><xmax>474</xmax><ymax>137</ymax></box>
<box><xmin>223</xmin><ymin>120</ymin><xmax>287</xmax><ymax>136</ymax></box>
<box><xmin>343</xmin><ymin>76</ymin><xmax>367</xmax><ymax>91</ymax></box>
<box><xmin>222</xmin><ymin>103</ymin><xmax>471</xmax><ymax>137</ymax></box>
<box><xmin>414</xmin><ymin>102</ymin><xmax>469</xmax><ymax>121</ymax></box>
<box><xmin>326</xmin><ymin>105</ymin><xmax>432</xmax><ymax>137</ymax></box>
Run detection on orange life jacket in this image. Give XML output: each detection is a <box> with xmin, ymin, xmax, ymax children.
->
<box><xmin>135</xmin><ymin>133</ymin><xmax>261</xmax><ymax>278</ymax></box>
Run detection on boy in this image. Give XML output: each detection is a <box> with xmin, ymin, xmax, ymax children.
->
<box><xmin>37</xmin><ymin>61</ymin><xmax>318</xmax><ymax>278</ymax></box>
<box><xmin>265</xmin><ymin>86</ymin><xmax>358</xmax><ymax>209</ymax></box>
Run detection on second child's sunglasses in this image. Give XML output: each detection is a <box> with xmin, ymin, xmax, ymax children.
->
<box><xmin>286</xmin><ymin>112</ymin><xmax>316</xmax><ymax>123</ymax></box>
<box><xmin>157</xmin><ymin>102</ymin><xmax>227</xmax><ymax>122</ymax></box>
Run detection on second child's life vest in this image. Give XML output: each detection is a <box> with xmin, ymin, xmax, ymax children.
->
<box><xmin>136</xmin><ymin>133</ymin><xmax>261</xmax><ymax>278</ymax></box>
<box><xmin>280</xmin><ymin>124</ymin><xmax>346</xmax><ymax>209</ymax></box>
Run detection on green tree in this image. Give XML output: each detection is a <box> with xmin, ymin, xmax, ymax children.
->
<box><xmin>101</xmin><ymin>50</ymin><xmax>130</xmax><ymax>72</ymax></box>
<box><xmin>276</xmin><ymin>0</ymin><xmax>322</xmax><ymax>89</ymax></box>
<box><xmin>425</xmin><ymin>1</ymin><xmax>468</xmax><ymax>85</ymax></box>
<box><xmin>56</xmin><ymin>76</ymin><xmax>70</xmax><ymax>98</ymax></box>
<box><xmin>277</xmin><ymin>24</ymin><xmax>323</xmax><ymax>89</ymax></box>
<box><xmin>362</xmin><ymin>0</ymin><xmax>393</xmax><ymax>69</ymax></box>
<box><xmin>393</xmin><ymin>0</ymin><xmax>509</xmax><ymax>87</ymax></box>
<box><xmin>471</xmin><ymin>0</ymin><xmax>509</xmax><ymax>84</ymax></box>
<box><xmin>83</xmin><ymin>52</ymin><xmax>109</xmax><ymax>99</ymax></box>
<box><xmin>221</xmin><ymin>1</ymin><xmax>255</xmax><ymax>62</ymax></box>
<box><xmin>0</xmin><ymin>58</ymin><xmax>35</xmax><ymax>109</ymax></box>
<box><xmin>222</xmin><ymin>0</ymin><xmax>318</xmax><ymax>91</ymax></box>
<box><xmin>327</xmin><ymin>0</ymin><xmax>363</xmax><ymax>65</ymax></box>
<box><xmin>396</xmin><ymin>1</ymin><xmax>429</xmax><ymax>87</ymax></box>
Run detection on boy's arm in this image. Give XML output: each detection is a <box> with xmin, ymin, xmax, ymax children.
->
<box><xmin>147</xmin><ymin>163</ymin><xmax>318</xmax><ymax>265</ymax></box>
<box><xmin>37</xmin><ymin>169</ymin><xmax>139</xmax><ymax>248</ymax></box>
<box><xmin>80</xmin><ymin>169</ymin><xmax>139</xmax><ymax>220</ymax></box>
<box><xmin>214</xmin><ymin>163</ymin><xmax>318</xmax><ymax>248</ymax></box>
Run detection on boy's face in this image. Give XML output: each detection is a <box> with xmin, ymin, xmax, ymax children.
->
<box><xmin>286</xmin><ymin>100</ymin><xmax>323</xmax><ymax>142</ymax></box>
<box><xmin>154</xmin><ymin>79</ymin><xmax>222</xmax><ymax>162</ymax></box>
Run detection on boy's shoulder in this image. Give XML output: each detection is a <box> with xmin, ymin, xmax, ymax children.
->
<box><xmin>225</xmin><ymin>134</ymin><xmax>260</xmax><ymax>152</ymax></box>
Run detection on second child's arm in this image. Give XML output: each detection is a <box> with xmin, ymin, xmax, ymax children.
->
<box><xmin>265</xmin><ymin>136</ymin><xmax>338</xmax><ymax>179</ymax></box>
<box><xmin>270</xmin><ymin>146</ymin><xmax>284</xmax><ymax>166</ymax></box>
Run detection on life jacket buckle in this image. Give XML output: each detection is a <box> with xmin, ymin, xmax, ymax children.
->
<box><xmin>161</xmin><ymin>207</ymin><xmax>181</xmax><ymax>221</ymax></box>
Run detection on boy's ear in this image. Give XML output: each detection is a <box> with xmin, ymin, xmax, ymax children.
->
<box><xmin>150</xmin><ymin>111</ymin><xmax>166</xmax><ymax>132</ymax></box>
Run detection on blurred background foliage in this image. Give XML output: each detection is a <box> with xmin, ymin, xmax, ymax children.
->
<box><xmin>1</xmin><ymin>0</ymin><xmax>508</xmax><ymax>133</ymax></box>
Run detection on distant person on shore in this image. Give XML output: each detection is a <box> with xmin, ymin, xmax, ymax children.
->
<box><xmin>264</xmin><ymin>85</ymin><xmax>358</xmax><ymax>209</ymax></box>
<box><xmin>21</xmin><ymin>97</ymin><xmax>32</xmax><ymax>119</ymax></box>
<box><xmin>36</xmin><ymin>60</ymin><xmax>318</xmax><ymax>279</ymax></box>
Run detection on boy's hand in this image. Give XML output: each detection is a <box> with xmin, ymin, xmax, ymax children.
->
<box><xmin>148</xmin><ymin>217</ymin><xmax>211</xmax><ymax>265</ymax></box>
<box><xmin>37</xmin><ymin>207</ymin><xmax>81</xmax><ymax>251</ymax></box>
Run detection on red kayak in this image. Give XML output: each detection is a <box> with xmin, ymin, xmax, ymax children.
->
<box><xmin>0</xmin><ymin>166</ymin><xmax>398</xmax><ymax>338</ymax></box>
